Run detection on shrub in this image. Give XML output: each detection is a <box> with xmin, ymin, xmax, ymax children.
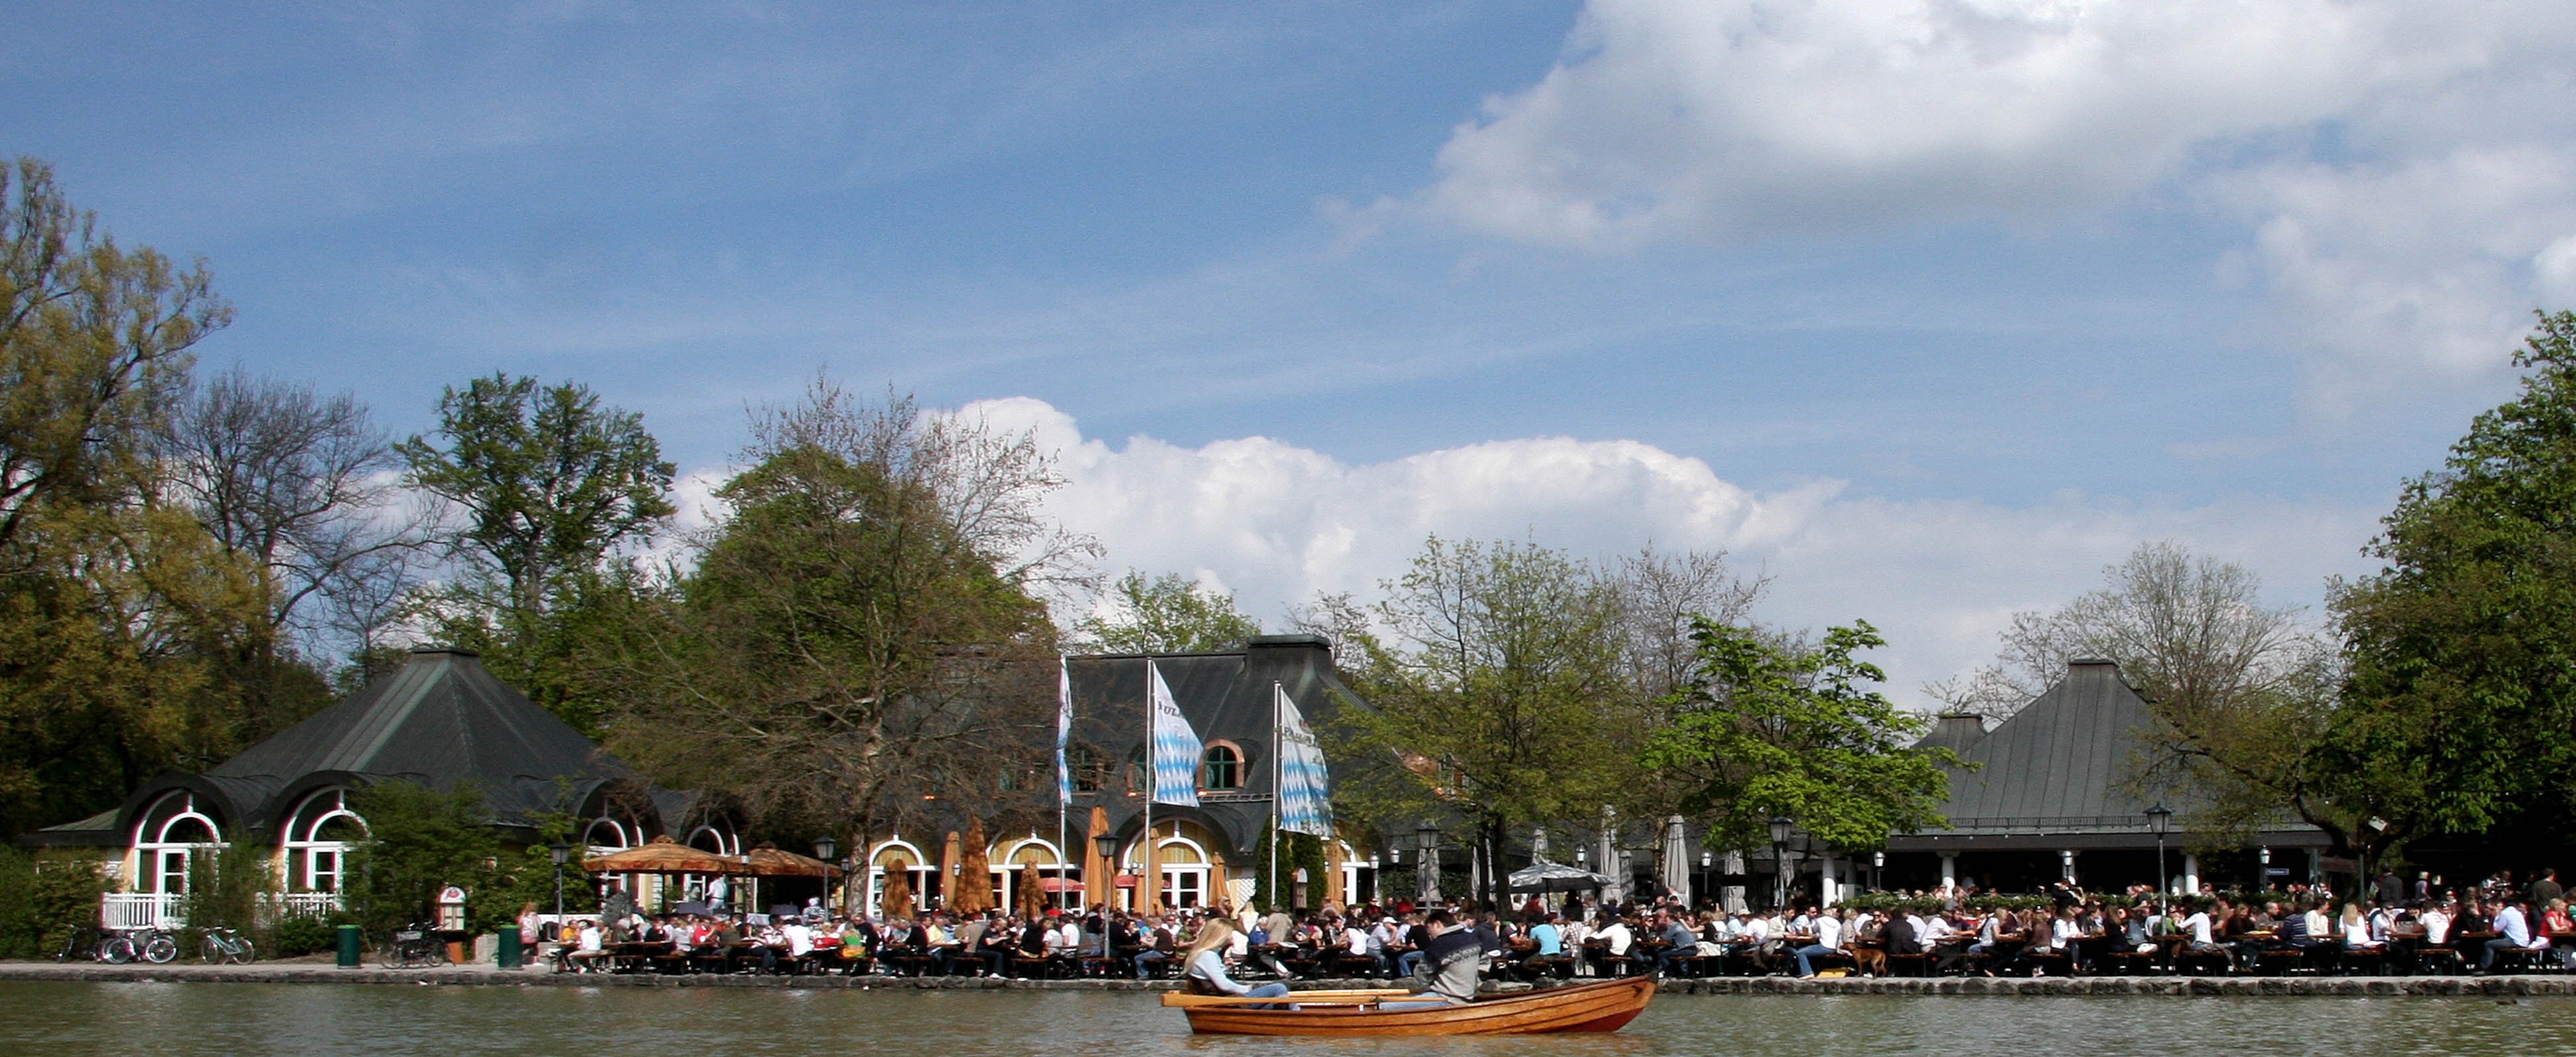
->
<box><xmin>267</xmin><ymin>913</ymin><xmax>343</xmax><ymax>958</ymax></box>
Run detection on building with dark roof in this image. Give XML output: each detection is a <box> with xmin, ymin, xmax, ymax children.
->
<box><xmin>855</xmin><ymin>634</ymin><xmax>1374</xmax><ymax>915</ymax></box>
<box><xmin>1882</xmin><ymin>658</ymin><xmax>2330</xmax><ymax>895</ymax></box>
<box><xmin>27</xmin><ymin>646</ymin><xmax>737</xmax><ymax>929</ymax></box>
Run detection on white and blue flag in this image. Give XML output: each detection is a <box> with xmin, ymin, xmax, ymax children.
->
<box><xmin>1147</xmin><ymin>660</ymin><xmax>1201</xmax><ymax>807</ymax></box>
<box><xmin>1055</xmin><ymin>656</ymin><xmax>1074</xmax><ymax>806</ymax></box>
<box><xmin>1275</xmin><ymin>683</ymin><xmax>1333</xmax><ymax>837</ymax></box>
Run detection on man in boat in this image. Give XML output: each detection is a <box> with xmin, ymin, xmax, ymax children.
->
<box><xmin>1382</xmin><ymin>909</ymin><xmax>1483</xmax><ymax>1009</ymax></box>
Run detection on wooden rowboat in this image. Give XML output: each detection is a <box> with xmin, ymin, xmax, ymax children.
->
<box><xmin>1163</xmin><ymin>976</ymin><xmax>1656</xmax><ymax>1036</ymax></box>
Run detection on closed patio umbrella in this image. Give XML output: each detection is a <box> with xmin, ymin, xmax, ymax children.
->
<box><xmin>954</xmin><ymin>817</ymin><xmax>993</xmax><ymax>913</ymax></box>
<box><xmin>941</xmin><ymin>831</ymin><xmax>961</xmax><ymax>910</ymax></box>
<box><xmin>1084</xmin><ymin>806</ymin><xmax>1110</xmax><ymax>908</ymax></box>
<box><xmin>1660</xmin><ymin>815</ymin><xmax>1691</xmax><ymax>899</ymax></box>
<box><xmin>882</xmin><ymin>870</ymin><xmax>914</xmax><ymax>921</ymax></box>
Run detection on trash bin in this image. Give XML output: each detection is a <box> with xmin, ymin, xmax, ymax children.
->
<box><xmin>497</xmin><ymin>930</ymin><xmax>522</xmax><ymax>969</ymax></box>
<box><xmin>336</xmin><ymin>924</ymin><xmax>361</xmax><ymax>968</ymax></box>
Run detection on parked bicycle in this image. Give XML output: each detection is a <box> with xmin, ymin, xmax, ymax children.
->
<box><xmin>376</xmin><ymin>923</ymin><xmax>447</xmax><ymax>969</ymax></box>
<box><xmin>128</xmin><ymin>926</ymin><xmax>180</xmax><ymax>964</ymax></box>
<box><xmin>53</xmin><ymin>924</ymin><xmax>127</xmax><ymax>964</ymax></box>
<box><xmin>200</xmin><ymin>926</ymin><xmax>256</xmax><ymax>965</ymax></box>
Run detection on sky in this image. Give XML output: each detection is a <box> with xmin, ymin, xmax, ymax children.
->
<box><xmin>13</xmin><ymin>0</ymin><xmax>2576</xmax><ymax>706</ymax></box>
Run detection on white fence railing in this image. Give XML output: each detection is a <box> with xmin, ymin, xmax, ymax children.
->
<box><xmin>100</xmin><ymin>893</ymin><xmax>182</xmax><ymax>931</ymax></box>
<box><xmin>99</xmin><ymin>891</ymin><xmax>346</xmax><ymax>931</ymax></box>
<box><xmin>266</xmin><ymin>892</ymin><xmax>343</xmax><ymax>921</ymax></box>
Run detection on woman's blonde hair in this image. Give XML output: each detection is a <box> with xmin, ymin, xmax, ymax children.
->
<box><xmin>1183</xmin><ymin>915</ymin><xmax>1236</xmax><ymax>962</ymax></box>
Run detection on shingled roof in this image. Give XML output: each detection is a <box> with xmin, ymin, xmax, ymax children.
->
<box><xmin>58</xmin><ymin>647</ymin><xmax>662</xmax><ymax>847</ymax></box>
<box><xmin>1889</xmin><ymin>658</ymin><xmax>2326</xmax><ymax>851</ymax></box>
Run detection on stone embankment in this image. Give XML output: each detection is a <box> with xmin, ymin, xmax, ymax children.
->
<box><xmin>5</xmin><ymin>962</ymin><xmax>2573</xmax><ymax>997</ymax></box>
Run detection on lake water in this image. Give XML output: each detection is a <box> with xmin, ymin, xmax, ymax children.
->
<box><xmin>9</xmin><ymin>981</ymin><xmax>2576</xmax><ymax>1056</ymax></box>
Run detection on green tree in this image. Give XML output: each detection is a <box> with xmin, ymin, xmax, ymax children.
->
<box><xmin>1330</xmin><ymin>536</ymin><xmax>1642</xmax><ymax>910</ymax></box>
<box><xmin>1642</xmin><ymin>618</ymin><xmax>1960</xmax><ymax>854</ymax></box>
<box><xmin>342</xmin><ymin>780</ymin><xmax>499</xmax><ymax>936</ymax></box>
<box><xmin>1073</xmin><ymin>570</ymin><xmax>1263</xmax><ymax>653</ymax></box>
<box><xmin>398</xmin><ymin>373</ymin><xmax>674</xmax><ymax>731</ymax></box>
<box><xmin>2330</xmin><ymin>309</ymin><xmax>2576</xmax><ymax>858</ymax></box>
<box><xmin>592</xmin><ymin>381</ymin><xmax>1093</xmax><ymax>844</ymax></box>
<box><xmin>0</xmin><ymin>158</ymin><xmax>256</xmax><ymax>837</ymax></box>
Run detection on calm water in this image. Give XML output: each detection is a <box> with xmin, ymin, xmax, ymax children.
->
<box><xmin>8</xmin><ymin>981</ymin><xmax>2576</xmax><ymax>1056</ymax></box>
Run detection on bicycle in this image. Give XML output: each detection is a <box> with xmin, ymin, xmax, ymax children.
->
<box><xmin>127</xmin><ymin>927</ymin><xmax>180</xmax><ymax>964</ymax></box>
<box><xmin>53</xmin><ymin>924</ymin><xmax>111</xmax><ymax>964</ymax></box>
<box><xmin>200</xmin><ymin>926</ymin><xmax>256</xmax><ymax>965</ymax></box>
<box><xmin>376</xmin><ymin>923</ymin><xmax>449</xmax><ymax>969</ymax></box>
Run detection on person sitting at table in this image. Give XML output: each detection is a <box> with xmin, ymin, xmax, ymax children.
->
<box><xmin>925</xmin><ymin>914</ymin><xmax>963</xmax><ymax>976</ymax></box>
<box><xmin>1133</xmin><ymin>913</ymin><xmax>1178</xmax><ymax>979</ymax></box>
<box><xmin>568</xmin><ymin>919</ymin><xmax>608</xmax><ymax>972</ymax></box>
<box><xmin>1046</xmin><ymin>911</ymin><xmax>1083</xmax><ymax>958</ymax></box>
<box><xmin>1650</xmin><ymin>909</ymin><xmax>1697</xmax><ymax>977</ymax></box>
<box><xmin>2340</xmin><ymin>904</ymin><xmax>2387</xmax><ymax>957</ymax></box>
<box><xmin>1591</xmin><ymin>912</ymin><xmax>1635</xmax><ymax>976</ymax></box>
<box><xmin>2479</xmin><ymin>897</ymin><xmax>2545</xmax><ymax>971</ymax></box>
<box><xmin>974</xmin><ymin>913</ymin><xmax>1018</xmax><ymax>978</ymax></box>
<box><xmin>1792</xmin><ymin>904</ymin><xmax>1845</xmax><ymax>978</ymax></box>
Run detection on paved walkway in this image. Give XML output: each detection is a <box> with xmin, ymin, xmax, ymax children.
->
<box><xmin>6</xmin><ymin>962</ymin><xmax>2574</xmax><ymax>995</ymax></box>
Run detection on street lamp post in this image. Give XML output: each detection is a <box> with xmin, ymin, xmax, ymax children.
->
<box><xmin>1092</xmin><ymin>833</ymin><xmax>1122</xmax><ymax>911</ymax></box>
<box><xmin>812</xmin><ymin>836</ymin><xmax>838</xmax><ymax>914</ymax></box>
<box><xmin>1767</xmin><ymin>817</ymin><xmax>1794</xmax><ymax>911</ymax></box>
<box><xmin>547</xmin><ymin>840</ymin><xmax>571</xmax><ymax>924</ymax></box>
<box><xmin>2145</xmin><ymin>803</ymin><xmax>2174</xmax><ymax>915</ymax></box>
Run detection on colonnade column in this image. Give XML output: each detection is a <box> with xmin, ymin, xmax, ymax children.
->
<box><xmin>2181</xmin><ymin>852</ymin><xmax>2201</xmax><ymax>895</ymax></box>
<box><xmin>1939</xmin><ymin>852</ymin><xmax>1959</xmax><ymax>893</ymax></box>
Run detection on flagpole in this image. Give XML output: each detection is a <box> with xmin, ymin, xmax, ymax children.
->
<box><xmin>1143</xmin><ymin>659</ymin><xmax>1155</xmax><ymax>916</ymax></box>
<box><xmin>1057</xmin><ymin>655</ymin><xmax>1070</xmax><ymax>911</ymax></box>
<box><xmin>1270</xmin><ymin>681</ymin><xmax>1283</xmax><ymax>913</ymax></box>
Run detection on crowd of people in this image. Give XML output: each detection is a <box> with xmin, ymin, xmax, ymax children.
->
<box><xmin>515</xmin><ymin>866</ymin><xmax>2576</xmax><ymax>982</ymax></box>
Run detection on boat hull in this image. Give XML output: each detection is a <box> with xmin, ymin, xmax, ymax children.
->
<box><xmin>1177</xmin><ymin>976</ymin><xmax>1656</xmax><ymax>1036</ymax></box>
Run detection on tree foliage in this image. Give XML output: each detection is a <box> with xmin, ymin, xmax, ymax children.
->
<box><xmin>592</xmin><ymin>380</ymin><xmax>1093</xmax><ymax>845</ymax></box>
<box><xmin>1073</xmin><ymin>570</ymin><xmax>1263</xmax><ymax>653</ymax></box>
<box><xmin>2330</xmin><ymin>309</ymin><xmax>2576</xmax><ymax>854</ymax></box>
<box><xmin>1330</xmin><ymin>536</ymin><xmax>1642</xmax><ymax>909</ymax></box>
<box><xmin>1643</xmin><ymin>618</ymin><xmax>1959</xmax><ymax>853</ymax></box>
<box><xmin>343</xmin><ymin>780</ymin><xmax>500</xmax><ymax>936</ymax></box>
<box><xmin>399</xmin><ymin>372</ymin><xmax>674</xmax><ymax>732</ymax></box>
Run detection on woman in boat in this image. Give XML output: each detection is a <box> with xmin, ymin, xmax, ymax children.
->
<box><xmin>1184</xmin><ymin>918</ymin><xmax>1291</xmax><ymax>1005</ymax></box>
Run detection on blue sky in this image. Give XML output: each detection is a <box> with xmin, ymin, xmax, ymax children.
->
<box><xmin>15</xmin><ymin>1</ymin><xmax>2576</xmax><ymax>700</ymax></box>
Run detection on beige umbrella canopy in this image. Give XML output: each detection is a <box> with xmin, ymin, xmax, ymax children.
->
<box><xmin>882</xmin><ymin>870</ymin><xmax>915</xmax><ymax>921</ymax></box>
<box><xmin>742</xmin><ymin>842</ymin><xmax>842</xmax><ymax>878</ymax></box>
<box><xmin>584</xmin><ymin>835</ymin><xmax>743</xmax><ymax>875</ymax></box>
<box><xmin>953</xmin><ymin>817</ymin><xmax>993</xmax><ymax>913</ymax></box>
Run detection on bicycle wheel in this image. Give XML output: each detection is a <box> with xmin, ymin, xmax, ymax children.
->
<box><xmin>103</xmin><ymin>936</ymin><xmax>136</xmax><ymax>964</ymax></box>
<box><xmin>376</xmin><ymin>938</ymin><xmax>400</xmax><ymax>969</ymax></box>
<box><xmin>142</xmin><ymin>934</ymin><xmax>178</xmax><ymax>964</ymax></box>
<box><xmin>201</xmin><ymin>935</ymin><xmax>222</xmax><ymax>963</ymax></box>
<box><xmin>233</xmin><ymin>938</ymin><xmax>256</xmax><ymax>964</ymax></box>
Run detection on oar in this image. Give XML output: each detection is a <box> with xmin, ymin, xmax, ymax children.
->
<box><xmin>1161</xmin><ymin>989</ymin><xmax>1413</xmax><ymax>1007</ymax></box>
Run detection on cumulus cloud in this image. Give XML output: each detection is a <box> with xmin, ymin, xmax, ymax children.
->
<box><xmin>966</xmin><ymin>397</ymin><xmax>2380</xmax><ymax>707</ymax></box>
<box><xmin>1417</xmin><ymin>0</ymin><xmax>2576</xmax><ymax>404</ymax></box>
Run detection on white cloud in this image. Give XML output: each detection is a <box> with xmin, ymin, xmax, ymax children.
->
<box><xmin>1415</xmin><ymin>0</ymin><xmax>2576</xmax><ymax>405</ymax></box>
<box><xmin>967</xmin><ymin>396</ymin><xmax>2380</xmax><ymax>707</ymax></box>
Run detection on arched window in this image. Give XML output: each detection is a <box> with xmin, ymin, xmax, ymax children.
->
<box><xmin>1199</xmin><ymin>742</ymin><xmax>1243</xmax><ymax>790</ymax></box>
<box><xmin>280</xmin><ymin>788</ymin><xmax>368</xmax><ymax>894</ymax></box>
<box><xmin>131</xmin><ymin>791</ymin><xmax>223</xmax><ymax>895</ymax></box>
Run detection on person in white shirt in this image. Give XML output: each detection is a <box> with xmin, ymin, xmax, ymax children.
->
<box><xmin>2481</xmin><ymin>900</ymin><xmax>2544</xmax><ymax>970</ymax></box>
<box><xmin>2420</xmin><ymin>905</ymin><xmax>2452</xmax><ymax>947</ymax></box>
<box><xmin>1793</xmin><ymin>910</ymin><xmax>1843</xmax><ymax>977</ymax></box>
